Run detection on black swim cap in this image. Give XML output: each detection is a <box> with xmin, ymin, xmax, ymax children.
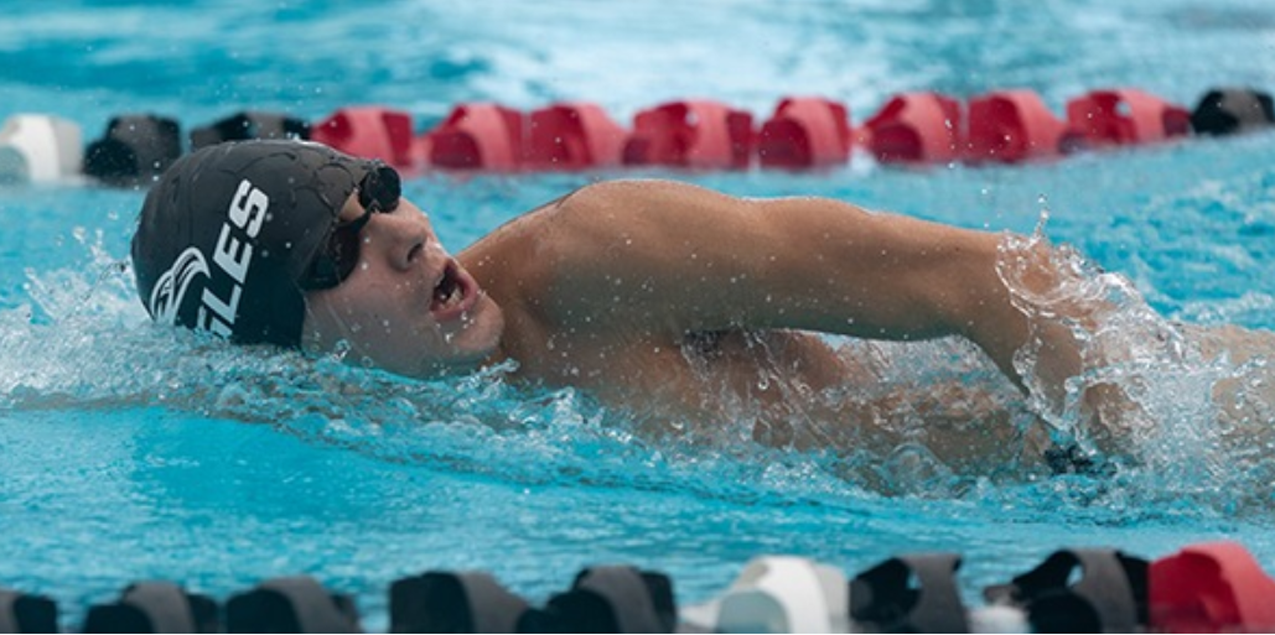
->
<box><xmin>131</xmin><ymin>140</ymin><xmax>378</xmax><ymax>347</ymax></box>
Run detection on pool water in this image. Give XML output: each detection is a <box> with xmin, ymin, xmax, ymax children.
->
<box><xmin>2</xmin><ymin>0</ymin><xmax>1275</xmax><ymax>629</ymax></box>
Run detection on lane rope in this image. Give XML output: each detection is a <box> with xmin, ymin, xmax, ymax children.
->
<box><xmin>1</xmin><ymin>86</ymin><xmax>1271</xmax><ymax>186</ymax></box>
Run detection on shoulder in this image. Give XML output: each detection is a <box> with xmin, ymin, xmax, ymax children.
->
<box><xmin>459</xmin><ymin>181</ymin><xmax>681</xmax><ymax>287</ymax></box>
<box><xmin>544</xmin><ymin>179</ymin><xmax>753</xmax><ymax>242</ymax></box>
<box><xmin>554</xmin><ymin>178</ymin><xmax>735</xmax><ymax>214</ymax></box>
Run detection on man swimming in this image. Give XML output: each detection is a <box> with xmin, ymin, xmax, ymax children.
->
<box><xmin>129</xmin><ymin>140</ymin><xmax>1273</xmax><ymax>471</ymax></box>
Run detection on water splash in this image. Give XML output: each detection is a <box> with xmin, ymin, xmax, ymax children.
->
<box><xmin>1</xmin><ymin>243</ymin><xmax>870</xmax><ymax>509</ymax></box>
<box><xmin>996</xmin><ymin>214</ymin><xmax>1275</xmax><ymax>511</ymax></box>
<box><xmin>8</xmin><ymin>225</ymin><xmax>1275</xmax><ymax>516</ymax></box>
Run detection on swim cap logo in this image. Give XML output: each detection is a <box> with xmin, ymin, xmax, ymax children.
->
<box><xmin>197</xmin><ymin>179</ymin><xmax>269</xmax><ymax>337</ymax></box>
<box><xmin>148</xmin><ymin>246</ymin><xmax>209</xmax><ymax>325</ymax></box>
<box><xmin>149</xmin><ymin>179</ymin><xmax>271</xmax><ymax>338</ymax></box>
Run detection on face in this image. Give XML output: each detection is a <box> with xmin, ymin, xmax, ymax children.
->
<box><xmin>301</xmin><ymin>193</ymin><xmax>505</xmax><ymax>377</ymax></box>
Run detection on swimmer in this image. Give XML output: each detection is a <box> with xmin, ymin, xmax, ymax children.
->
<box><xmin>130</xmin><ymin>140</ymin><xmax>1275</xmax><ymax>471</ymax></box>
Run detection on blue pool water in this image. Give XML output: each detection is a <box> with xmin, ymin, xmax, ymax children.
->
<box><xmin>3</xmin><ymin>0</ymin><xmax>1275</xmax><ymax>629</ymax></box>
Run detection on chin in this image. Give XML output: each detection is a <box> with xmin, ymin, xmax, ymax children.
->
<box><xmin>438</xmin><ymin>297</ymin><xmax>505</xmax><ymax>373</ymax></box>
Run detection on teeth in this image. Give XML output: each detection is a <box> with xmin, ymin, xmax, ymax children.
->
<box><xmin>431</xmin><ymin>264</ymin><xmax>469</xmax><ymax>314</ymax></box>
<box><xmin>433</xmin><ymin>278</ymin><xmax>462</xmax><ymax>310</ymax></box>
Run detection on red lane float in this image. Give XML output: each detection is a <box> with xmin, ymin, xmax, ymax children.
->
<box><xmin>964</xmin><ymin>90</ymin><xmax>1067</xmax><ymax>163</ymax></box>
<box><xmin>861</xmin><ymin>92</ymin><xmax>962</xmax><ymax>164</ymax></box>
<box><xmin>623</xmin><ymin>100</ymin><xmax>754</xmax><ymax>170</ymax></box>
<box><xmin>757</xmin><ymin>97</ymin><xmax>852</xmax><ymax>169</ymax></box>
<box><xmin>524</xmin><ymin>102</ymin><xmax>627</xmax><ymax>171</ymax></box>
<box><xmin>423</xmin><ymin>103</ymin><xmax>524</xmax><ymax>171</ymax></box>
<box><xmin>310</xmin><ymin>106</ymin><xmax>415</xmax><ymax>168</ymax></box>
<box><xmin>1149</xmin><ymin>541</ymin><xmax>1275</xmax><ymax>633</ymax></box>
<box><xmin>1065</xmin><ymin>88</ymin><xmax>1191</xmax><ymax>149</ymax></box>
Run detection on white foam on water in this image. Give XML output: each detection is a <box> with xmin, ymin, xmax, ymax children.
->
<box><xmin>7</xmin><ymin>215</ymin><xmax>1275</xmax><ymax>518</ymax></box>
<box><xmin>997</xmin><ymin>215</ymin><xmax>1275</xmax><ymax>512</ymax></box>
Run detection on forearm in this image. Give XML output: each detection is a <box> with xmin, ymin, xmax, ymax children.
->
<box><xmin>740</xmin><ymin>197</ymin><xmax>1049</xmax><ymax>382</ymax></box>
<box><xmin>754</xmin><ymin>199</ymin><xmax>1003</xmax><ymax>332</ymax></box>
<box><xmin>730</xmin><ymin>196</ymin><xmax>1093</xmax><ymax>400</ymax></box>
<box><xmin>536</xmin><ymin>180</ymin><xmax>1077</xmax><ymax>392</ymax></box>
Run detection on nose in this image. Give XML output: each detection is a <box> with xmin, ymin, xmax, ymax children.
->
<box><xmin>365</xmin><ymin>209</ymin><xmax>444</xmax><ymax>273</ymax></box>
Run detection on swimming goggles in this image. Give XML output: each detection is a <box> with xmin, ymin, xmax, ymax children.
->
<box><xmin>300</xmin><ymin>162</ymin><xmax>402</xmax><ymax>290</ymax></box>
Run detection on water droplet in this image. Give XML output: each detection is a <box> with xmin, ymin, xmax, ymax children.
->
<box><xmin>333</xmin><ymin>339</ymin><xmax>352</xmax><ymax>361</ymax></box>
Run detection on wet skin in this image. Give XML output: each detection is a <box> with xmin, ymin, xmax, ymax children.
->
<box><xmin>301</xmin><ymin>179</ymin><xmax>1092</xmax><ymax>461</ymax></box>
<box><xmin>302</xmin><ymin>194</ymin><xmax>505</xmax><ymax>378</ymax></box>
<box><xmin>300</xmin><ymin>178</ymin><xmax>1275</xmax><ymax>465</ymax></box>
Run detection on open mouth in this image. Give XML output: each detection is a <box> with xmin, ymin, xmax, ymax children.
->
<box><xmin>429</xmin><ymin>260</ymin><xmax>475</xmax><ymax>320</ymax></box>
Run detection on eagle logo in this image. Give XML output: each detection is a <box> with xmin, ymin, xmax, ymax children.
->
<box><xmin>147</xmin><ymin>246</ymin><xmax>210</xmax><ymax>325</ymax></box>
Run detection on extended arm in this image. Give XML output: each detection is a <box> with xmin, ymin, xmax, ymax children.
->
<box><xmin>522</xmin><ymin>179</ymin><xmax>1079</xmax><ymax>389</ymax></box>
